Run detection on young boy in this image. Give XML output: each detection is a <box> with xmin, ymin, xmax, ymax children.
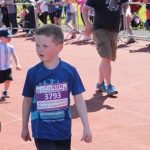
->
<box><xmin>0</xmin><ymin>28</ymin><xmax>22</xmax><ymax>98</ymax></box>
<box><xmin>21</xmin><ymin>24</ymin><xmax>92</xmax><ymax>150</ymax></box>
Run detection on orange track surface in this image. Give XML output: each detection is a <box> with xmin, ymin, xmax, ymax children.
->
<box><xmin>0</xmin><ymin>31</ymin><xmax>150</xmax><ymax>150</ymax></box>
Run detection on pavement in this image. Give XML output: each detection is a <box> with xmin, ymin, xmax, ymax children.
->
<box><xmin>0</xmin><ymin>31</ymin><xmax>150</xmax><ymax>150</ymax></box>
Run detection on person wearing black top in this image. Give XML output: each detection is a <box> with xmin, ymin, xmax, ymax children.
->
<box><xmin>82</xmin><ymin>0</ymin><xmax>130</xmax><ymax>96</ymax></box>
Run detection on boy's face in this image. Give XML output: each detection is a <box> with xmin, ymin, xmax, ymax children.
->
<box><xmin>0</xmin><ymin>37</ymin><xmax>11</xmax><ymax>44</ymax></box>
<box><xmin>35</xmin><ymin>35</ymin><xmax>63</xmax><ymax>63</ymax></box>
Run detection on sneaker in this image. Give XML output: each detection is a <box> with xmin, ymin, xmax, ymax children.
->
<box><xmin>96</xmin><ymin>81</ymin><xmax>107</xmax><ymax>92</ymax></box>
<box><xmin>107</xmin><ymin>84</ymin><xmax>118</xmax><ymax>96</ymax></box>
<box><xmin>124</xmin><ymin>37</ymin><xmax>136</xmax><ymax>45</ymax></box>
<box><xmin>83</xmin><ymin>35</ymin><xmax>92</xmax><ymax>41</ymax></box>
<box><xmin>2</xmin><ymin>91</ymin><xmax>10</xmax><ymax>98</ymax></box>
<box><xmin>70</xmin><ymin>34</ymin><xmax>76</xmax><ymax>39</ymax></box>
<box><xmin>26</xmin><ymin>31</ymin><xmax>34</xmax><ymax>37</ymax></box>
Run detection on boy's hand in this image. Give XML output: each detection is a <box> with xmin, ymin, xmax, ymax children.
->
<box><xmin>21</xmin><ymin>128</ymin><xmax>32</xmax><ymax>142</ymax></box>
<box><xmin>16</xmin><ymin>65</ymin><xmax>22</xmax><ymax>70</ymax></box>
<box><xmin>81</xmin><ymin>127</ymin><xmax>92</xmax><ymax>143</ymax></box>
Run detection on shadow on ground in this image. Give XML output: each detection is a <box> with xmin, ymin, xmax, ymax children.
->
<box><xmin>0</xmin><ymin>97</ymin><xmax>10</xmax><ymax>104</ymax></box>
<box><xmin>130</xmin><ymin>46</ymin><xmax>150</xmax><ymax>53</ymax></box>
<box><xmin>71</xmin><ymin>91</ymin><xmax>115</xmax><ymax>119</ymax></box>
<box><xmin>64</xmin><ymin>39</ymin><xmax>95</xmax><ymax>46</ymax></box>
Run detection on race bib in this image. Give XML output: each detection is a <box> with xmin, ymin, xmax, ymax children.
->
<box><xmin>36</xmin><ymin>83</ymin><xmax>68</xmax><ymax>112</ymax></box>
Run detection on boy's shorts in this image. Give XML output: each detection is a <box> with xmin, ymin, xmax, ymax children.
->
<box><xmin>92</xmin><ymin>28</ymin><xmax>118</xmax><ymax>61</ymax></box>
<box><xmin>34</xmin><ymin>138</ymin><xmax>71</xmax><ymax>150</ymax></box>
<box><xmin>55</xmin><ymin>9</ymin><xmax>62</xmax><ymax>18</ymax></box>
<box><xmin>0</xmin><ymin>68</ymin><xmax>13</xmax><ymax>83</ymax></box>
<box><xmin>65</xmin><ymin>13</ymin><xmax>76</xmax><ymax>26</ymax></box>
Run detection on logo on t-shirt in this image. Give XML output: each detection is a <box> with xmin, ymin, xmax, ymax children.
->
<box><xmin>4</xmin><ymin>49</ymin><xmax>8</xmax><ymax>54</ymax></box>
<box><xmin>106</xmin><ymin>0</ymin><xmax>120</xmax><ymax>11</ymax></box>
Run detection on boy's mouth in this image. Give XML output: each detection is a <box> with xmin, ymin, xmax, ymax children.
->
<box><xmin>39</xmin><ymin>54</ymin><xmax>44</xmax><ymax>57</ymax></box>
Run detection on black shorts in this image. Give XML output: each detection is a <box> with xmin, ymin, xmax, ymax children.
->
<box><xmin>0</xmin><ymin>68</ymin><xmax>13</xmax><ymax>83</ymax></box>
<box><xmin>55</xmin><ymin>9</ymin><xmax>62</xmax><ymax>18</ymax></box>
<box><xmin>34</xmin><ymin>138</ymin><xmax>71</xmax><ymax>150</ymax></box>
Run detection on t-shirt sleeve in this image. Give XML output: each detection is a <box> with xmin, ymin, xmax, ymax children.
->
<box><xmin>71</xmin><ymin>68</ymin><xmax>85</xmax><ymax>96</ymax></box>
<box><xmin>85</xmin><ymin>0</ymin><xmax>96</xmax><ymax>8</ymax></box>
<box><xmin>10</xmin><ymin>47</ymin><xmax>15</xmax><ymax>55</ymax></box>
<box><xmin>22</xmin><ymin>69</ymin><xmax>34</xmax><ymax>97</ymax></box>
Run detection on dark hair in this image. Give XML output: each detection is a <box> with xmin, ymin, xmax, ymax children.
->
<box><xmin>35</xmin><ymin>24</ymin><xmax>64</xmax><ymax>45</ymax></box>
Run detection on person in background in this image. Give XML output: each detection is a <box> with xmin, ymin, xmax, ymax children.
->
<box><xmin>77</xmin><ymin>0</ymin><xmax>92</xmax><ymax>40</ymax></box>
<box><xmin>46</xmin><ymin>0</ymin><xmax>56</xmax><ymax>24</ymax></box>
<box><xmin>37</xmin><ymin>0</ymin><xmax>48</xmax><ymax>24</ymax></box>
<box><xmin>82</xmin><ymin>0</ymin><xmax>130</xmax><ymax>96</ymax></box>
<box><xmin>0</xmin><ymin>0</ymin><xmax>18</xmax><ymax>34</ymax></box>
<box><xmin>65</xmin><ymin>0</ymin><xmax>77</xmax><ymax>39</ymax></box>
<box><xmin>54</xmin><ymin>0</ymin><xmax>63</xmax><ymax>26</ymax></box>
<box><xmin>123</xmin><ymin>1</ymin><xmax>136</xmax><ymax>45</ymax></box>
<box><xmin>0</xmin><ymin>28</ymin><xmax>21</xmax><ymax>98</ymax></box>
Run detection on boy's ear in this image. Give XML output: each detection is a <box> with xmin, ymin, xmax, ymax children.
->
<box><xmin>57</xmin><ymin>44</ymin><xmax>63</xmax><ymax>52</ymax></box>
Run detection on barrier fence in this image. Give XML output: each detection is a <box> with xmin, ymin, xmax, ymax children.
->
<box><xmin>120</xmin><ymin>2</ymin><xmax>150</xmax><ymax>40</ymax></box>
<box><xmin>0</xmin><ymin>1</ymin><xmax>150</xmax><ymax>40</ymax></box>
<box><xmin>0</xmin><ymin>2</ymin><xmax>38</xmax><ymax>36</ymax></box>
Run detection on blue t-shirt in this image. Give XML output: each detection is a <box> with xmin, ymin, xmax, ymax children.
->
<box><xmin>85</xmin><ymin>0</ymin><xmax>128</xmax><ymax>31</ymax></box>
<box><xmin>55</xmin><ymin>0</ymin><xmax>63</xmax><ymax>10</ymax></box>
<box><xmin>22</xmin><ymin>60</ymin><xmax>85</xmax><ymax>140</ymax></box>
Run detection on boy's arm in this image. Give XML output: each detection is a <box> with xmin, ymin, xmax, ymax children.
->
<box><xmin>11</xmin><ymin>53</ymin><xmax>22</xmax><ymax>70</ymax></box>
<box><xmin>21</xmin><ymin>97</ymin><xmax>32</xmax><ymax>142</ymax></box>
<box><xmin>74</xmin><ymin>93</ymin><xmax>92</xmax><ymax>143</ymax></box>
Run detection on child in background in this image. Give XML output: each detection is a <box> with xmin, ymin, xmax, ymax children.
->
<box><xmin>54</xmin><ymin>0</ymin><xmax>63</xmax><ymax>26</ymax></box>
<box><xmin>65</xmin><ymin>0</ymin><xmax>77</xmax><ymax>39</ymax></box>
<box><xmin>21</xmin><ymin>24</ymin><xmax>92</xmax><ymax>150</ymax></box>
<box><xmin>37</xmin><ymin>0</ymin><xmax>48</xmax><ymax>24</ymax></box>
<box><xmin>0</xmin><ymin>28</ymin><xmax>22</xmax><ymax>98</ymax></box>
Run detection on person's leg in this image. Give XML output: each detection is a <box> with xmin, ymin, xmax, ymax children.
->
<box><xmin>71</xmin><ymin>13</ymin><xmax>77</xmax><ymax>31</ymax></box>
<box><xmin>71</xmin><ymin>13</ymin><xmax>77</xmax><ymax>38</ymax></box>
<box><xmin>124</xmin><ymin>14</ymin><xmax>135</xmax><ymax>45</ymax></box>
<box><xmin>11</xmin><ymin>13</ymin><xmax>18</xmax><ymax>33</ymax></box>
<box><xmin>80</xmin><ymin>12</ymin><xmax>85</xmax><ymax>26</ymax></box>
<box><xmin>56</xmin><ymin>9</ymin><xmax>62</xmax><ymax>26</ymax></box>
<box><xmin>2</xmin><ymin>68</ymin><xmax>13</xmax><ymax>98</ymax></box>
<box><xmin>65</xmin><ymin>14</ymin><xmax>73</xmax><ymax>30</ymax></box>
<box><xmin>49</xmin><ymin>12</ymin><xmax>55</xmax><ymax>24</ymax></box>
<box><xmin>4</xmin><ymin>80</ymin><xmax>10</xmax><ymax>91</ymax></box>
<box><xmin>38</xmin><ymin>13</ymin><xmax>44</xmax><ymax>24</ymax></box>
<box><xmin>93</xmin><ymin>29</ymin><xmax>118</xmax><ymax>95</ymax></box>
<box><xmin>56</xmin><ymin>138</ymin><xmax>71</xmax><ymax>150</ymax></box>
<box><xmin>99</xmin><ymin>58</ymin><xmax>111</xmax><ymax>86</ymax></box>
<box><xmin>35</xmin><ymin>139</ymin><xmax>56</xmax><ymax>150</ymax></box>
<box><xmin>43</xmin><ymin>12</ymin><xmax>48</xmax><ymax>24</ymax></box>
<box><xmin>8</xmin><ymin>14</ymin><xmax>13</xmax><ymax>31</ymax></box>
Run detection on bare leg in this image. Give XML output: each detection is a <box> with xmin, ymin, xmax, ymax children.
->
<box><xmin>54</xmin><ymin>17</ymin><xmax>58</xmax><ymax>25</ymax></box>
<box><xmin>98</xmin><ymin>62</ymin><xmax>104</xmax><ymax>83</ymax></box>
<box><xmin>4</xmin><ymin>80</ymin><xmax>10</xmax><ymax>91</ymax></box>
<box><xmin>57</xmin><ymin>18</ymin><xmax>61</xmax><ymax>26</ymax></box>
<box><xmin>65</xmin><ymin>22</ymin><xmax>74</xmax><ymax>31</ymax></box>
<box><xmin>99</xmin><ymin>58</ymin><xmax>111</xmax><ymax>86</ymax></box>
<box><xmin>10</xmin><ymin>23</ymin><xmax>12</xmax><ymax>31</ymax></box>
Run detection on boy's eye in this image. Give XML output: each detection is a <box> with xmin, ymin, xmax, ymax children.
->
<box><xmin>36</xmin><ymin>44</ymin><xmax>39</xmax><ymax>47</ymax></box>
<box><xmin>43</xmin><ymin>45</ymin><xmax>48</xmax><ymax>47</ymax></box>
